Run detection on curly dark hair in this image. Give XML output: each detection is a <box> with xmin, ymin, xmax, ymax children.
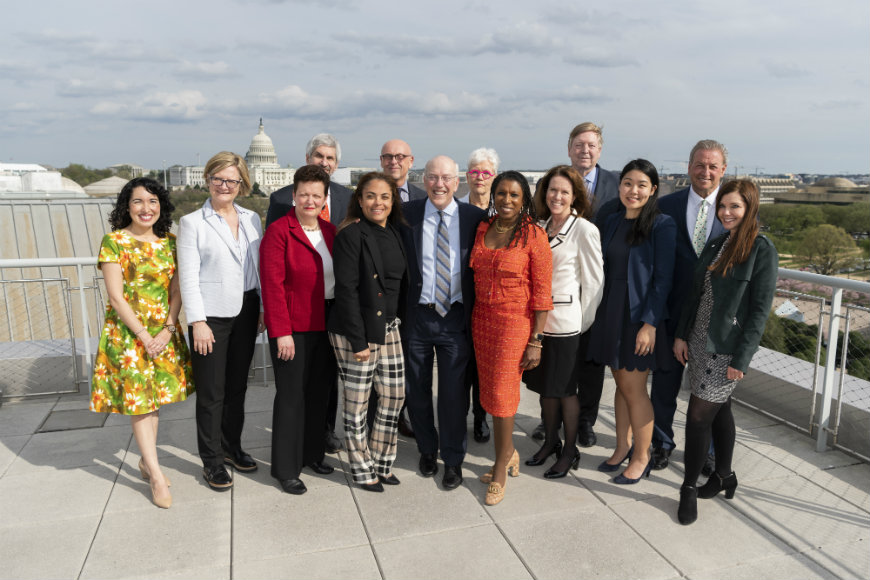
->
<box><xmin>340</xmin><ymin>171</ymin><xmax>406</xmax><ymax>230</ymax></box>
<box><xmin>109</xmin><ymin>177</ymin><xmax>175</xmax><ymax>238</ymax></box>
<box><xmin>619</xmin><ymin>159</ymin><xmax>660</xmax><ymax>246</ymax></box>
<box><xmin>490</xmin><ymin>170</ymin><xmax>540</xmax><ymax>248</ymax></box>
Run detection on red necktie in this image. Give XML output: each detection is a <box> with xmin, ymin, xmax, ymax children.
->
<box><xmin>319</xmin><ymin>202</ymin><xmax>329</xmax><ymax>222</ymax></box>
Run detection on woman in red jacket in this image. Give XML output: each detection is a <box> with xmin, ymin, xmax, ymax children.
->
<box><xmin>260</xmin><ymin>165</ymin><xmax>338</xmax><ymax>495</ymax></box>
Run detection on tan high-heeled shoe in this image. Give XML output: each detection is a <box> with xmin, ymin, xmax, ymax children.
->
<box><xmin>150</xmin><ymin>479</ymin><xmax>172</xmax><ymax>509</ymax></box>
<box><xmin>139</xmin><ymin>458</ymin><xmax>171</xmax><ymax>487</ymax></box>
<box><xmin>479</xmin><ymin>449</ymin><xmax>520</xmax><ymax>484</ymax></box>
<box><xmin>485</xmin><ymin>481</ymin><xmax>505</xmax><ymax>505</ymax></box>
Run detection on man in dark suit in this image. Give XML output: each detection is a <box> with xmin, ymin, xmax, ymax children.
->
<box><xmin>265</xmin><ymin>133</ymin><xmax>351</xmax><ymax>453</ymax></box>
<box><xmin>265</xmin><ymin>133</ymin><xmax>353</xmax><ymax>230</ymax></box>
<box><xmin>380</xmin><ymin>139</ymin><xmax>427</xmax><ymax>202</ymax></box>
<box><xmin>569</xmin><ymin>122</ymin><xmax>620</xmax><ymax>217</ymax></box>
<box><xmin>651</xmin><ymin>139</ymin><xmax>728</xmax><ymax>470</ymax></box>
<box><xmin>399</xmin><ymin>155</ymin><xmax>486</xmax><ymax>490</ymax></box>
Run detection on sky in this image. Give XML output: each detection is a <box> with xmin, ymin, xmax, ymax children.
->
<box><xmin>2</xmin><ymin>0</ymin><xmax>868</xmax><ymax>175</ymax></box>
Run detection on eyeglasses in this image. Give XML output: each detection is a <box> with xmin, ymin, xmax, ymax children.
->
<box><xmin>380</xmin><ymin>153</ymin><xmax>410</xmax><ymax>163</ymax></box>
<box><xmin>424</xmin><ymin>174</ymin><xmax>457</xmax><ymax>184</ymax></box>
<box><xmin>572</xmin><ymin>143</ymin><xmax>600</xmax><ymax>152</ymax></box>
<box><xmin>210</xmin><ymin>176</ymin><xmax>242</xmax><ymax>189</ymax></box>
<box><xmin>467</xmin><ymin>170</ymin><xmax>494</xmax><ymax>180</ymax></box>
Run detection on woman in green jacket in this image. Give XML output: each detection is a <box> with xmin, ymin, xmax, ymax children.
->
<box><xmin>672</xmin><ymin>179</ymin><xmax>778</xmax><ymax>525</ymax></box>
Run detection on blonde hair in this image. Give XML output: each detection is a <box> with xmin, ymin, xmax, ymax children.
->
<box><xmin>204</xmin><ymin>151</ymin><xmax>251</xmax><ymax>197</ymax></box>
<box><xmin>568</xmin><ymin>122</ymin><xmax>603</xmax><ymax>148</ymax></box>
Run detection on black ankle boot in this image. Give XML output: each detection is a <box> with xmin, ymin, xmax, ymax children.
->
<box><xmin>698</xmin><ymin>471</ymin><xmax>738</xmax><ymax>499</ymax></box>
<box><xmin>678</xmin><ymin>485</ymin><xmax>698</xmax><ymax>525</ymax></box>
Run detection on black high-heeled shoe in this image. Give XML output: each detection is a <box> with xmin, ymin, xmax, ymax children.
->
<box><xmin>543</xmin><ymin>447</ymin><xmax>581</xmax><ymax>479</ymax></box>
<box><xmin>612</xmin><ymin>456</ymin><xmax>653</xmax><ymax>485</ymax></box>
<box><xmin>525</xmin><ymin>441</ymin><xmax>563</xmax><ymax>466</ymax></box>
<box><xmin>698</xmin><ymin>471</ymin><xmax>738</xmax><ymax>499</ymax></box>
<box><xmin>596</xmin><ymin>446</ymin><xmax>634</xmax><ymax>473</ymax></box>
<box><xmin>678</xmin><ymin>485</ymin><xmax>698</xmax><ymax>525</ymax></box>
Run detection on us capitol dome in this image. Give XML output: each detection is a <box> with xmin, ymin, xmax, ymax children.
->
<box><xmin>245</xmin><ymin>118</ymin><xmax>293</xmax><ymax>194</ymax></box>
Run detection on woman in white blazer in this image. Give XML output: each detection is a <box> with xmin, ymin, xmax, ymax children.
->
<box><xmin>177</xmin><ymin>151</ymin><xmax>264</xmax><ymax>491</ymax></box>
<box><xmin>524</xmin><ymin>165</ymin><xmax>604</xmax><ymax>478</ymax></box>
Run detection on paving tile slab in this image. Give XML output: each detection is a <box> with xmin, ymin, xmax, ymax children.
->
<box><xmin>801</xmin><ymin>539</ymin><xmax>870</xmax><ymax>580</ymax></box>
<box><xmin>6</xmin><ymin>424</ymin><xmax>131</xmax><ymax>476</ymax></box>
<box><xmin>239</xmin><ymin>410</ymin><xmax>274</xmax><ymax>450</ymax></box>
<box><xmin>375</xmin><ymin>524</ymin><xmax>531</xmax><ymax>580</ymax></box>
<box><xmin>689</xmin><ymin>552</ymin><xmax>836</xmax><ymax>580</ymax></box>
<box><xmin>235</xmin><ymin>545</ymin><xmax>380</xmax><ymax>580</ymax></box>
<box><xmin>0</xmin><ymin>401</ymin><xmax>53</xmax><ymax>436</ymax></box>
<box><xmin>611</xmin><ymin>495</ymin><xmax>794</xmax><ymax>577</ymax></box>
<box><xmin>80</xmin><ymin>500</ymin><xmax>232</xmax><ymax>579</ymax></box>
<box><xmin>0</xmin><ymin>434</ymin><xmax>28</xmax><ymax>475</ymax></box>
<box><xmin>0</xmin><ymin>516</ymin><xmax>98</xmax><ymax>580</ymax></box>
<box><xmin>498</xmin><ymin>505</ymin><xmax>677</xmax><ymax>580</ymax></box>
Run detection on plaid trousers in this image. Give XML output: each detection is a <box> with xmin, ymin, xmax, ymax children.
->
<box><xmin>329</xmin><ymin>322</ymin><xmax>405</xmax><ymax>484</ymax></box>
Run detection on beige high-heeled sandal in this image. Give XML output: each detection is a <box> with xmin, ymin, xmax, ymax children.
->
<box><xmin>479</xmin><ymin>449</ymin><xmax>520</xmax><ymax>484</ymax></box>
<box><xmin>139</xmin><ymin>458</ymin><xmax>171</xmax><ymax>487</ymax></box>
<box><xmin>150</xmin><ymin>479</ymin><xmax>172</xmax><ymax>509</ymax></box>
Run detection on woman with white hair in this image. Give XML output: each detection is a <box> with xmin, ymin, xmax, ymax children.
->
<box><xmin>459</xmin><ymin>147</ymin><xmax>500</xmax><ymax>214</ymax></box>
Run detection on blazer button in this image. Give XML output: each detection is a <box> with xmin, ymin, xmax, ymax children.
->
<box><xmin>376</xmin><ymin>311</ymin><xmax>382</xmax><ymax>317</ymax></box>
<box><xmin>378</xmin><ymin>292</ymin><xmax>383</xmax><ymax>297</ymax></box>
<box><xmin>373</xmin><ymin>274</ymin><xmax>378</xmax><ymax>279</ymax></box>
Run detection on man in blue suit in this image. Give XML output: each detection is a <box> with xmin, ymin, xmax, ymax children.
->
<box><xmin>380</xmin><ymin>139</ymin><xmax>428</xmax><ymax>203</ymax></box>
<box><xmin>569</xmin><ymin>122</ymin><xmax>620</xmax><ymax>218</ymax></box>
<box><xmin>651</xmin><ymin>139</ymin><xmax>728</xmax><ymax>470</ymax></box>
<box><xmin>265</xmin><ymin>133</ymin><xmax>353</xmax><ymax>230</ymax></box>
<box><xmin>400</xmin><ymin>155</ymin><xmax>486</xmax><ymax>490</ymax></box>
<box><xmin>265</xmin><ymin>133</ymin><xmax>352</xmax><ymax>454</ymax></box>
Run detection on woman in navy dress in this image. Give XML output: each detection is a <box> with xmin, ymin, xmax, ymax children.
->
<box><xmin>588</xmin><ymin>159</ymin><xmax>676</xmax><ymax>484</ymax></box>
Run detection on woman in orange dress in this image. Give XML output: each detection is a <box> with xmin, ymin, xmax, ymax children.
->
<box><xmin>471</xmin><ymin>170</ymin><xmax>553</xmax><ymax>506</ymax></box>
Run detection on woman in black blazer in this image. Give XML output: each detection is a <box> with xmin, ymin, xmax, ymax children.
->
<box><xmin>673</xmin><ymin>179</ymin><xmax>778</xmax><ymax>525</ymax></box>
<box><xmin>327</xmin><ymin>172</ymin><xmax>408</xmax><ymax>492</ymax></box>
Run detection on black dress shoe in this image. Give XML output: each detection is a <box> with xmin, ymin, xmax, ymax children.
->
<box><xmin>543</xmin><ymin>448</ymin><xmax>581</xmax><ymax>479</ymax></box>
<box><xmin>651</xmin><ymin>447</ymin><xmax>672</xmax><ymax>470</ymax></box>
<box><xmin>224</xmin><ymin>449</ymin><xmax>258</xmax><ymax>472</ymax></box>
<box><xmin>306</xmin><ymin>460</ymin><xmax>334</xmax><ymax>475</ymax></box>
<box><xmin>398</xmin><ymin>414</ymin><xmax>415</xmax><ymax>438</ymax></box>
<box><xmin>701</xmin><ymin>453</ymin><xmax>716</xmax><ymax>477</ymax></box>
<box><xmin>378</xmin><ymin>474</ymin><xmax>401</xmax><ymax>485</ymax></box>
<box><xmin>419</xmin><ymin>453</ymin><xmax>438</xmax><ymax>477</ymax></box>
<box><xmin>442</xmin><ymin>465</ymin><xmax>463</xmax><ymax>490</ymax></box>
<box><xmin>202</xmin><ymin>465</ymin><xmax>233</xmax><ymax>490</ymax></box>
<box><xmin>577</xmin><ymin>424</ymin><xmax>597</xmax><ymax>448</ymax></box>
<box><xmin>473</xmin><ymin>417</ymin><xmax>491</xmax><ymax>443</ymax></box>
<box><xmin>360</xmin><ymin>481</ymin><xmax>385</xmax><ymax>492</ymax></box>
<box><xmin>678</xmin><ymin>484</ymin><xmax>698</xmax><ymax>525</ymax></box>
<box><xmin>324</xmin><ymin>431</ymin><xmax>342</xmax><ymax>454</ymax></box>
<box><xmin>279</xmin><ymin>478</ymin><xmax>308</xmax><ymax>495</ymax></box>
<box><xmin>531</xmin><ymin>421</ymin><xmax>546</xmax><ymax>441</ymax></box>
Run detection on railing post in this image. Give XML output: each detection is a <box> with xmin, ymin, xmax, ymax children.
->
<box><xmin>76</xmin><ymin>264</ymin><xmax>93</xmax><ymax>378</ymax></box>
<box><xmin>816</xmin><ymin>287</ymin><xmax>843</xmax><ymax>452</ymax></box>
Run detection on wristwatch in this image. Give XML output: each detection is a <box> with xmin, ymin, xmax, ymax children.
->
<box><xmin>163</xmin><ymin>323</ymin><xmax>177</xmax><ymax>334</ymax></box>
<box><xmin>532</xmin><ymin>332</ymin><xmax>544</xmax><ymax>342</ymax></box>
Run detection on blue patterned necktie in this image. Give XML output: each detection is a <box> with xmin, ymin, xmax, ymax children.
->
<box><xmin>434</xmin><ymin>211</ymin><xmax>451</xmax><ymax>317</ymax></box>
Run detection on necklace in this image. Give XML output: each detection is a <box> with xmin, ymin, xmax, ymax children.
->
<box><xmin>548</xmin><ymin>217</ymin><xmax>567</xmax><ymax>236</ymax></box>
<box><xmin>301</xmin><ymin>223</ymin><xmax>320</xmax><ymax>231</ymax></box>
<box><xmin>494</xmin><ymin>219</ymin><xmax>515</xmax><ymax>234</ymax></box>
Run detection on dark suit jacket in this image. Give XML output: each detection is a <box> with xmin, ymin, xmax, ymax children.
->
<box><xmin>589</xmin><ymin>164</ymin><xmax>619</xmax><ymax>217</ymax></box>
<box><xmin>399</xmin><ymin>198</ymin><xmax>486</xmax><ymax>335</ymax></box>
<box><xmin>600</xmin><ymin>211</ymin><xmax>677</xmax><ymax>329</ymax></box>
<box><xmin>265</xmin><ymin>181</ymin><xmax>354</xmax><ymax>230</ymax></box>
<box><xmin>658</xmin><ymin>188</ymin><xmax>726</xmax><ymax>335</ymax></box>
<box><xmin>326</xmin><ymin>219</ymin><xmax>408</xmax><ymax>353</ymax></box>
<box><xmin>404</xmin><ymin>182</ymin><xmax>428</xmax><ymax>202</ymax></box>
<box><xmin>259</xmin><ymin>207</ymin><xmax>336</xmax><ymax>337</ymax></box>
<box><xmin>676</xmin><ymin>233</ymin><xmax>778</xmax><ymax>371</ymax></box>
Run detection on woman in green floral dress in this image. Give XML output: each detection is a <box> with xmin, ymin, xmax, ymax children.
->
<box><xmin>91</xmin><ymin>177</ymin><xmax>194</xmax><ymax>509</ymax></box>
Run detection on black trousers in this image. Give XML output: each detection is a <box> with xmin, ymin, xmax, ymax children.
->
<box><xmin>269</xmin><ymin>330</ymin><xmax>336</xmax><ymax>480</ymax></box>
<box><xmin>190</xmin><ymin>290</ymin><xmax>260</xmax><ymax>469</ymax></box>
<box><xmin>465</xmin><ymin>351</ymin><xmax>486</xmax><ymax>422</ymax></box>
<box><xmin>577</xmin><ymin>329</ymin><xmax>606</xmax><ymax>427</ymax></box>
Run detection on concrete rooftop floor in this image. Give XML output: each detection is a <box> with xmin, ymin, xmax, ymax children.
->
<box><xmin>0</xmin><ymin>375</ymin><xmax>868</xmax><ymax>580</ymax></box>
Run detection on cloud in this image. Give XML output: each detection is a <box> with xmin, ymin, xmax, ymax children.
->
<box><xmin>20</xmin><ymin>29</ymin><xmax>175</xmax><ymax>65</ymax></box>
<box><xmin>175</xmin><ymin>60</ymin><xmax>233</xmax><ymax>79</ymax></box>
<box><xmin>810</xmin><ymin>99</ymin><xmax>862</xmax><ymax>111</ymax></box>
<box><xmin>57</xmin><ymin>78</ymin><xmax>147</xmax><ymax>98</ymax></box>
<box><xmin>91</xmin><ymin>90</ymin><xmax>208</xmax><ymax>122</ymax></box>
<box><xmin>764</xmin><ymin>61</ymin><xmax>810</xmax><ymax>78</ymax></box>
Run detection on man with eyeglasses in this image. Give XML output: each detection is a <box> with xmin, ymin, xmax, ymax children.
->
<box><xmin>265</xmin><ymin>133</ymin><xmax>351</xmax><ymax>455</ymax></box>
<box><xmin>399</xmin><ymin>155</ymin><xmax>486</xmax><ymax>490</ymax></box>
<box><xmin>266</xmin><ymin>133</ymin><xmax>353</xmax><ymax>230</ymax></box>
<box><xmin>379</xmin><ymin>139</ymin><xmax>427</xmax><ymax>202</ymax></box>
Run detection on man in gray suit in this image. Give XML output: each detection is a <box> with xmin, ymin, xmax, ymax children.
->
<box><xmin>568</xmin><ymin>122</ymin><xmax>619</xmax><ymax>217</ymax></box>
<box><xmin>265</xmin><ymin>133</ymin><xmax>353</xmax><ymax>229</ymax></box>
<box><xmin>380</xmin><ymin>139</ymin><xmax>427</xmax><ymax>202</ymax></box>
<box><xmin>265</xmin><ymin>133</ymin><xmax>350</xmax><ymax>453</ymax></box>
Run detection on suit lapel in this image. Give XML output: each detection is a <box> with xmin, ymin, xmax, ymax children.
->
<box><xmin>361</xmin><ymin>230</ymin><xmax>386</xmax><ymax>290</ymax></box>
<box><xmin>203</xmin><ymin>205</ymin><xmax>242</xmax><ymax>265</ymax></box>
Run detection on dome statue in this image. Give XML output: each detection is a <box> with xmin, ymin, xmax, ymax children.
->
<box><xmin>245</xmin><ymin>118</ymin><xmax>280</xmax><ymax>168</ymax></box>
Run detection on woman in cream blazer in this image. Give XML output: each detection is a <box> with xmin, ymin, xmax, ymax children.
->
<box><xmin>177</xmin><ymin>151</ymin><xmax>263</xmax><ymax>491</ymax></box>
<box><xmin>524</xmin><ymin>166</ymin><xmax>604</xmax><ymax>479</ymax></box>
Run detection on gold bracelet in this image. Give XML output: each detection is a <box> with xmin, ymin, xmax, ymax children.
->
<box><xmin>135</xmin><ymin>328</ymin><xmax>148</xmax><ymax>336</ymax></box>
<box><xmin>526</xmin><ymin>342</ymin><xmax>543</xmax><ymax>349</ymax></box>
